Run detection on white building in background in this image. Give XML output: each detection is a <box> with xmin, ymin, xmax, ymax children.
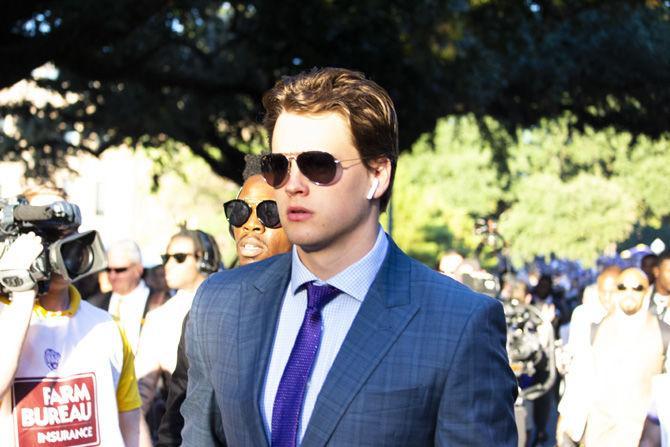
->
<box><xmin>0</xmin><ymin>147</ymin><xmax>238</xmax><ymax>267</ymax></box>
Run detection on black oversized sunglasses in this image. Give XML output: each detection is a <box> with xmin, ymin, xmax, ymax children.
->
<box><xmin>223</xmin><ymin>199</ymin><xmax>281</xmax><ymax>229</ymax></box>
<box><xmin>161</xmin><ymin>253</ymin><xmax>196</xmax><ymax>264</ymax></box>
<box><xmin>260</xmin><ymin>151</ymin><xmax>365</xmax><ymax>188</ymax></box>
<box><xmin>617</xmin><ymin>283</ymin><xmax>645</xmax><ymax>292</ymax></box>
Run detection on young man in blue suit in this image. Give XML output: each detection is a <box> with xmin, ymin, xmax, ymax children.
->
<box><xmin>181</xmin><ymin>67</ymin><xmax>518</xmax><ymax>446</ymax></box>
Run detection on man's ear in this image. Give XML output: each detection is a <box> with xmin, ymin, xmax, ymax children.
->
<box><xmin>367</xmin><ymin>157</ymin><xmax>392</xmax><ymax>200</ymax></box>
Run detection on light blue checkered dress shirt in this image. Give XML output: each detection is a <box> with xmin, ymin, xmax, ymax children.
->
<box><xmin>261</xmin><ymin>226</ymin><xmax>389</xmax><ymax>444</ymax></box>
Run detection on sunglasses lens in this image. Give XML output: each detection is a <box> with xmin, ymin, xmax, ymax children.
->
<box><xmin>617</xmin><ymin>284</ymin><xmax>626</xmax><ymax>291</ymax></box>
<box><xmin>297</xmin><ymin>151</ymin><xmax>339</xmax><ymax>185</ymax></box>
<box><xmin>162</xmin><ymin>253</ymin><xmax>191</xmax><ymax>264</ymax></box>
<box><xmin>261</xmin><ymin>154</ymin><xmax>290</xmax><ymax>188</ymax></box>
<box><xmin>257</xmin><ymin>201</ymin><xmax>281</xmax><ymax>228</ymax></box>
<box><xmin>224</xmin><ymin>200</ymin><xmax>252</xmax><ymax>227</ymax></box>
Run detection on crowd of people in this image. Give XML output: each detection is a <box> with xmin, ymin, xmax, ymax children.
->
<box><xmin>438</xmin><ymin>246</ymin><xmax>670</xmax><ymax>446</ymax></box>
<box><xmin>7</xmin><ymin>66</ymin><xmax>664</xmax><ymax>447</ymax></box>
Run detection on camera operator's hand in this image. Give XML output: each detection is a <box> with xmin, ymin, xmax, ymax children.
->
<box><xmin>0</xmin><ymin>232</ymin><xmax>43</xmax><ymax>293</ymax></box>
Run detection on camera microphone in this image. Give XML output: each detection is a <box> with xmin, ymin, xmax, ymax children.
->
<box><xmin>12</xmin><ymin>204</ymin><xmax>54</xmax><ymax>221</ymax></box>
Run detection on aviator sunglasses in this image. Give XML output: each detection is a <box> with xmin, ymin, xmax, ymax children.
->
<box><xmin>617</xmin><ymin>283</ymin><xmax>645</xmax><ymax>292</ymax></box>
<box><xmin>161</xmin><ymin>253</ymin><xmax>197</xmax><ymax>264</ymax></box>
<box><xmin>223</xmin><ymin>199</ymin><xmax>281</xmax><ymax>229</ymax></box>
<box><xmin>260</xmin><ymin>151</ymin><xmax>366</xmax><ymax>188</ymax></box>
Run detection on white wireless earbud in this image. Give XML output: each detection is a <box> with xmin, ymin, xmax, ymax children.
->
<box><xmin>366</xmin><ymin>178</ymin><xmax>380</xmax><ymax>200</ymax></box>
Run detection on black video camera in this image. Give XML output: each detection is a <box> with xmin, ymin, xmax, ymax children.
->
<box><xmin>502</xmin><ymin>299</ymin><xmax>556</xmax><ymax>401</ymax></box>
<box><xmin>0</xmin><ymin>197</ymin><xmax>107</xmax><ymax>294</ymax></box>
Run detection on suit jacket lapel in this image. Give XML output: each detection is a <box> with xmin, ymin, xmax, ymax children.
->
<box><xmin>236</xmin><ymin>254</ymin><xmax>292</xmax><ymax>447</ymax></box>
<box><xmin>301</xmin><ymin>240</ymin><xmax>419</xmax><ymax>446</ymax></box>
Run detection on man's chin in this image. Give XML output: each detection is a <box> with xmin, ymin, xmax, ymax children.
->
<box><xmin>240</xmin><ymin>254</ymin><xmax>266</xmax><ymax>266</ymax></box>
<box><xmin>46</xmin><ymin>277</ymin><xmax>70</xmax><ymax>294</ymax></box>
<box><xmin>620</xmin><ymin>302</ymin><xmax>642</xmax><ymax>315</ymax></box>
<box><xmin>286</xmin><ymin>229</ymin><xmax>331</xmax><ymax>253</ymax></box>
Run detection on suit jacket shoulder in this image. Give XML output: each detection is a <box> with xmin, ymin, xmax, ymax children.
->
<box><xmin>182</xmin><ymin>253</ymin><xmax>291</xmax><ymax>446</ymax></box>
<box><xmin>192</xmin><ymin>252</ymin><xmax>291</xmax><ymax>316</ymax></box>
<box><xmin>382</xmin><ymin>239</ymin><xmax>504</xmax><ymax>321</ymax></box>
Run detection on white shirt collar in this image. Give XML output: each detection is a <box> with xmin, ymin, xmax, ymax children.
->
<box><xmin>290</xmin><ymin>226</ymin><xmax>389</xmax><ymax>302</ymax></box>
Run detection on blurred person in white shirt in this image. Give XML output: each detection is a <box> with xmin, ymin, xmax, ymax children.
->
<box><xmin>89</xmin><ymin>240</ymin><xmax>169</xmax><ymax>354</ymax></box>
<box><xmin>560</xmin><ymin>268</ymin><xmax>670</xmax><ymax>446</ymax></box>
<box><xmin>134</xmin><ymin>228</ymin><xmax>220</xmax><ymax>444</ymax></box>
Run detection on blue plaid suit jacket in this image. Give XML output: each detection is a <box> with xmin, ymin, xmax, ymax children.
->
<box><xmin>181</xmin><ymin>238</ymin><xmax>518</xmax><ymax>446</ymax></box>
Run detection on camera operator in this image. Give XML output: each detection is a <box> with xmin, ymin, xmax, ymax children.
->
<box><xmin>0</xmin><ymin>187</ymin><xmax>141</xmax><ymax>447</ymax></box>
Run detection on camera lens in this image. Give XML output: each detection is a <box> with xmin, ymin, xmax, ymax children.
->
<box><xmin>60</xmin><ymin>240</ymin><xmax>94</xmax><ymax>277</ymax></box>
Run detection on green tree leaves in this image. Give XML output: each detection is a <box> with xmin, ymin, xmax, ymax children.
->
<box><xmin>393</xmin><ymin>116</ymin><xmax>502</xmax><ymax>264</ymax></box>
<box><xmin>2</xmin><ymin>1</ymin><xmax>670</xmax><ymax>183</ymax></box>
<box><xmin>499</xmin><ymin>173</ymin><xmax>637</xmax><ymax>265</ymax></box>
<box><xmin>394</xmin><ymin>114</ymin><xmax>669</xmax><ymax>267</ymax></box>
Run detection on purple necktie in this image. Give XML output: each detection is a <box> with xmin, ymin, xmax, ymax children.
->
<box><xmin>271</xmin><ymin>281</ymin><xmax>340</xmax><ymax>447</ymax></box>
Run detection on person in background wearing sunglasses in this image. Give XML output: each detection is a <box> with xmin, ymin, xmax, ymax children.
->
<box><xmin>154</xmin><ymin>163</ymin><xmax>291</xmax><ymax>447</ymax></box>
<box><xmin>88</xmin><ymin>240</ymin><xmax>169</xmax><ymax>354</ymax></box>
<box><xmin>560</xmin><ymin>267</ymin><xmax>670</xmax><ymax>446</ymax></box>
<box><xmin>134</xmin><ymin>228</ymin><xmax>221</xmax><ymax>445</ymax></box>
<box><xmin>557</xmin><ymin>265</ymin><xmax>621</xmax><ymax>445</ymax></box>
<box><xmin>225</xmin><ymin>174</ymin><xmax>291</xmax><ymax>266</ymax></box>
<box><xmin>180</xmin><ymin>67</ymin><xmax>517</xmax><ymax>446</ymax></box>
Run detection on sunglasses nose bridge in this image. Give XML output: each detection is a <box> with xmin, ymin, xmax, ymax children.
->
<box><xmin>284</xmin><ymin>155</ymin><xmax>311</xmax><ymax>193</ymax></box>
<box><xmin>241</xmin><ymin>205</ymin><xmax>266</xmax><ymax>232</ymax></box>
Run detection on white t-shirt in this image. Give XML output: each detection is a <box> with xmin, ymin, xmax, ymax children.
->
<box><xmin>0</xmin><ymin>286</ymin><xmax>141</xmax><ymax>447</ymax></box>
<box><xmin>134</xmin><ymin>289</ymin><xmax>194</xmax><ymax>411</ymax></box>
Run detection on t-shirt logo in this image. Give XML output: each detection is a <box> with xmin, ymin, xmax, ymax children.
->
<box><xmin>12</xmin><ymin>373</ymin><xmax>100</xmax><ymax>446</ymax></box>
<box><xmin>44</xmin><ymin>349</ymin><xmax>61</xmax><ymax>371</ymax></box>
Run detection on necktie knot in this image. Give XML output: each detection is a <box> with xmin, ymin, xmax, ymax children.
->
<box><xmin>306</xmin><ymin>282</ymin><xmax>340</xmax><ymax>311</ymax></box>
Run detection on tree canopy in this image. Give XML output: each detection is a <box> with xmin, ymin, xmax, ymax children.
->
<box><xmin>393</xmin><ymin>114</ymin><xmax>670</xmax><ymax>267</ymax></box>
<box><xmin>2</xmin><ymin>0</ymin><xmax>669</xmax><ymax>182</ymax></box>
